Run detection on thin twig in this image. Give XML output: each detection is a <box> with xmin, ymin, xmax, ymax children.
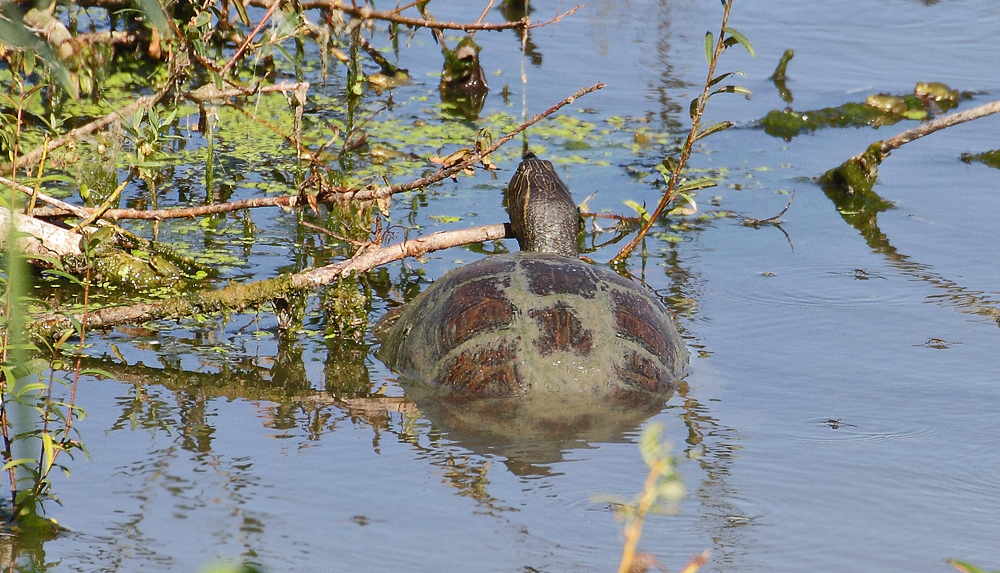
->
<box><xmin>28</xmin><ymin>196</ymin><xmax>298</xmax><ymax>220</ymax></box>
<box><xmin>741</xmin><ymin>190</ymin><xmax>794</xmax><ymax>227</ymax></box>
<box><xmin>220</xmin><ymin>0</ymin><xmax>280</xmax><ymax>77</ymax></box>
<box><xmin>70</xmin><ymin>169</ymin><xmax>136</xmax><ymax>232</ymax></box>
<box><xmin>335</xmin><ymin>82</ymin><xmax>605</xmax><ymax>202</ymax></box>
<box><xmin>11</xmin><ymin>85</ymin><xmax>602</xmax><ymax>225</ymax></box>
<box><xmin>878</xmin><ymin>99</ymin><xmax>1000</xmax><ymax>154</ymax></box>
<box><xmin>475</xmin><ymin>0</ymin><xmax>498</xmax><ymax>25</ymax></box>
<box><xmin>268</xmin><ymin>0</ymin><xmax>584</xmax><ymax>32</ymax></box>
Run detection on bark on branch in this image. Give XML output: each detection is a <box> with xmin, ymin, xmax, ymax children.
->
<box><xmin>28</xmin><ymin>223</ymin><xmax>508</xmax><ymax>339</ymax></box>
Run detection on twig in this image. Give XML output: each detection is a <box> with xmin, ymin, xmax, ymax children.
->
<box><xmin>220</xmin><ymin>0</ymin><xmax>280</xmax><ymax>77</ymax></box>
<box><xmin>28</xmin><ymin>196</ymin><xmax>299</xmax><ymax>221</ymax></box>
<box><xmin>261</xmin><ymin>0</ymin><xmax>585</xmax><ymax>32</ymax></box>
<box><xmin>741</xmin><ymin>190</ymin><xmax>794</xmax><ymax>227</ymax></box>
<box><xmin>185</xmin><ymin>80</ymin><xmax>309</xmax><ymax>104</ymax></box>
<box><xmin>617</xmin><ymin>457</ymin><xmax>670</xmax><ymax>573</ymax></box>
<box><xmin>612</xmin><ymin>1</ymin><xmax>734</xmax><ymax>265</ymax></box>
<box><xmin>0</xmin><ymin>174</ymin><xmax>106</xmax><ymax>222</ymax></box>
<box><xmin>334</xmin><ymin>82</ymin><xmax>605</xmax><ymax>202</ymax></box>
<box><xmin>878</xmin><ymin>99</ymin><xmax>1000</xmax><ymax>154</ymax></box>
<box><xmin>12</xmin><ymin>85</ymin><xmax>601</xmax><ymax>225</ymax></box>
<box><xmin>475</xmin><ymin>0</ymin><xmax>498</xmax><ymax>25</ymax></box>
<box><xmin>822</xmin><ymin>98</ymin><xmax>1000</xmax><ymax>195</ymax></box>
<box><xmin>70</xmin><ymin>169</ymin><xmax>136</xmax><ymax>232</ymax></box>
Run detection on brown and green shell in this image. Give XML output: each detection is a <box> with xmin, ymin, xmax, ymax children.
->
<box><xmin>378</xmin><ymin>252</ymin><xmax>689</xmax><ymax>399</ymax></box>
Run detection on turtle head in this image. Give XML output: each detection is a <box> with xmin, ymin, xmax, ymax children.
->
<box><xmin>442</xmin><ymin>36</ymin><xmax>484</xmax><ymax>87</ymax></box>
<box><xmin>505</xmin><ymin>153</ymin><xmax>581</xmax><ymax>257</ymax></box>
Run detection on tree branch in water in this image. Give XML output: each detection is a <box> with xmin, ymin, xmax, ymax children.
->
<box><xmin>822</xmin><ymin>98</ymin><xmax>1000</xmax><ymax>195</ymax></box>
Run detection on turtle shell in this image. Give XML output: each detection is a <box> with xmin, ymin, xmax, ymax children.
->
<box><xmin>378</xmin><ymin>252</ymin><xmax>689</xmax><ymax>398</ymax></box>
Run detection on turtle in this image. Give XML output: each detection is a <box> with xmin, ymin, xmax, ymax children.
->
<box><xmin>439</xmin><ymin>36</ymin><xmax>488</xmax><ymax>117</ymax></box>
<box><xmin>378</xmin><ymin>153</ymin><xmax>689</xmax><ymax>399</ymax></box>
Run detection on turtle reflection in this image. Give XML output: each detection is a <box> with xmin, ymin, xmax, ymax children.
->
<box><xmin>399</xmin><ymin>379</ymin><xmax>671</xmax><ymax>477</ymax></box>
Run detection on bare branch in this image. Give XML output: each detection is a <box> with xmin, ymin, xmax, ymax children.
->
<box><xmin>335</xmin><ymin>82</ymin><xmax>605</xmax><ymax>202</ymax></box>
<box><xmin>249</xmin><ymin>0</ymin><xmax>584</xmax><ymax>32</ymax></box>
<box><xmin>878</xmin><ymin>99</ymin><xmax>1000</xmax><ymax>154</ymax></box>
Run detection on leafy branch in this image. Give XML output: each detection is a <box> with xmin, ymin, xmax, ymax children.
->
<box><xmin>612</xmin><ymin>0</ymin><xmax>752</xmax><ymax>266</ymax></box>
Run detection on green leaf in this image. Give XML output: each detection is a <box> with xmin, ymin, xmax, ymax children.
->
<box><xmin>13</xmin><ymin>382</ymin><xmax>48</xmax><ymax>398</ymax></box>
<box><xmin>134</xmin><ymin>0</ymin><xmax>176</xmax><ymax>42</ymax></box>
<box><xmin>0</xmin><ymin>3</ymin><xmax>78</xmax><ymax>97</ymax></box>
<box><xmin>662</xmin><ymin>156</ymin><xmax>678</xmax><ymax>174</ymax></box>
<box><xmin>42</xmin><ymin>433</ymin><xmax>55</xmax><ymax>475</ymax></box>
<box><xmin>708</xmin><ymin>71</ymin><xmax>741</xmax><ymax>88</ymax></box>
<box><xmin>623</xmin><ymin>200</ymin><xmax>650</xmax><ymax>222</ymax></box>
<box><xmin>704</xmin><ymin>32</ymin><xmax>714</xmax><ymax>64</ymax></box>
<box><xmin>674</xmin><ymin>177</ymin><xmax>718</xmax><ymax>194</ymax></box>
<box><xmin>694</xmin><ymin>121</ymin><xmax>735</xmax><ymax>142</ymax></box>
<box><xmin>429</xmin><ymin>215</ymin><xmax>461</xmax><ymax>223</ymax></box>
<box><xmin>689</xmin><ymin>96</ymin><xmax>700</xmax><ymax>121</ymax></box>
<box><xmin>709</xmin><ymin>85</ymin><xmax>752</xmax><ymax>99</ymax></box>
<box><xmin>1</xmin><ymin>458</ymin><xmax>37</xmax><ymax>472</ymax></box>
<box><xmin>79</xmin><ymin>367</ymin><xmax>115</xmax><ymax>379</ymax></box>
<box><xmin>724</xmin><ymin>27</ymin><xmax>755</xmax><ymax>57</ymax></box>
<box><xmin>231</xmin><ymin>0</ymin><xmax>250</xmax><ymax>25</ymax></box>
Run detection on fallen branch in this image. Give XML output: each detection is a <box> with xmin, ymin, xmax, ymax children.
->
<box><xmin>0</xmin><ymin>175</ymin><xmax>207</xmax><ymax>275</ymax></box>
<box><xmin>28</xmin><ymin>196</ymin><xmax>299</xmax><ymax>220</ymax></box>
<box><xmin>0</xmin><ymin>206</ymin><xmax>83</xmax><ymax>259</ymax></box>
<box><xmin>185</xmin><ymin>80</ymin><xmax>309</xmax><ymax>105</ymax></box>
<box><xmin>821</xmin><ymin>98</ymin><xmax>1000</xmax><ymax>195</ymax></box>
<box><xmin>28</xmin><ymin>223</ymin><xmax>508</xmax><ymax>339</ymax></box>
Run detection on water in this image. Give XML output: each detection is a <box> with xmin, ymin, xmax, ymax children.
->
<box><xmin>20</xmin><ymin>0</ymin><xmax>1000</xmax><ymax>571</ymax></box>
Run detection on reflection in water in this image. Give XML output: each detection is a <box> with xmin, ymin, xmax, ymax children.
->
<box><xmin>498</xmin><ymin>0</ymin><xmax>543</xmax><ymax>67</ymax></box>
<box><xmin>821</xmin><ymin>181</ymin><xmax>1000</xmax><ymax>322</ymax></box>
<box><xmin>667</xmin><ymin>381</ymin><xmax>749</xmax><ymax>567</ymax></box>
<box><xmin>439</xmin><ymin>36</ymin><xmax>489</xmax><ymax>119</ymax></box>
<box><xmin>400</xmin><ymin>380</ymin><xmax>671</xmax><ymax>477</ymax></box>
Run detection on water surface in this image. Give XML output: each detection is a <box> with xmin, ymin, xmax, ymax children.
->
<box><xmin>24</xmin><ymin>0</ymin><xmax>1000</xmax><ymax>571</ymax></box>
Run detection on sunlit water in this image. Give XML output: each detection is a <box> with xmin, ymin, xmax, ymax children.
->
<box><xmin>23</xmin><ymin>0</ymin><xmax>1000</xmax><ymax>571</ymax></box>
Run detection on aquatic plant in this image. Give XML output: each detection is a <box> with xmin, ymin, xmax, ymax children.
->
<box><xmin>0</xmin><ymin>190</ymin><xmax>97</xmax><ymax>532</ymax></box>
<box><xmin>598</xmin><ymin>422</ymin><xmax>708</xmax><ymax>573</ymax></box>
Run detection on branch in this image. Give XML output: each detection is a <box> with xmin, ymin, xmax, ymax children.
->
<box><xmin>612</xmin><ymin>2</ymin><xmax>734</xmax><ymax>265</ymax></box>
<box><xmin>258</xmin><ymin>0</ymin><xmax>585</xmax><ymax>32</ymax></box>
<box><xmin>822</xmin><ymin>98</ymin><xmax>1000</xmax><ymax>195</ymax></box>
<box><xmin>879</xmin><ymin>99</ymin><xmax>1000</xmax><ymax>154</ymax></box>
<box><xmin>334</xmin><ymin>82</ymin><xmax>605</xmax><ymax>202</ymax></box>
<box><xmin>16</xmin><ymin>85</ymin><xmax>600</xmax><ymax>224</ymax></box>
<box><xmin>28</xmin><ymin>224</ymin><xmax>508</xmax><ymax>338</ymax></box>
<box><xmin>28</xmin><ymin>196</ymin><xmax>299</xmax><ymax>221</ymax></box>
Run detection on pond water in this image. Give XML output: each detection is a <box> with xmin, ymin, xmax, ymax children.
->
<box><xmin>17</xmin><ymin>0</ymin><xmax>1000</xmax><ymax>571</ymax></box>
